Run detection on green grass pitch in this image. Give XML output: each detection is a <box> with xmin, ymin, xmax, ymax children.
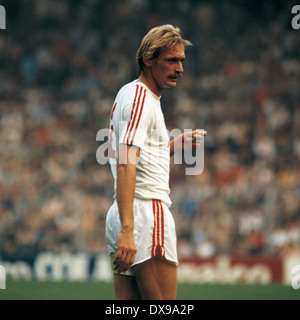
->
<box><xmin>0</xmin><ymin>280</ymin><xmax>299</xmax><ymax>300</ymax></box>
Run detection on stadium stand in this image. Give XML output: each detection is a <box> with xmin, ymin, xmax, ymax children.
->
<box><xmin>0</xmin><ymin>0</ymin><xmax>299</xmax><ymax>263</ymax></box>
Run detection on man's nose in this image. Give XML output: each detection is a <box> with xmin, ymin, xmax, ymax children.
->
<box><xmin>175</xmin><ymin>61</ymin><xmax>184</xmax><ymax>74</ymax></box>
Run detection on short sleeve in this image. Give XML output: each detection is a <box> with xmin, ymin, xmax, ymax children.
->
<box><xmin>119</xmin><ymin>84</ymin><xmax>150</xmax><ymax>149</ymax></box>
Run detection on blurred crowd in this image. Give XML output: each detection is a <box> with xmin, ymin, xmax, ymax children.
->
<box><xmin>0</xmin><ymin>0</ymin><xmax>299</xmax><ymax>261</ymax></box>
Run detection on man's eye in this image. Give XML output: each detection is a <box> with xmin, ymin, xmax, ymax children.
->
<box><xmin>168</xmin><ymin>59</ymin><xmax>184</xmax><ymax>63</ymax></box>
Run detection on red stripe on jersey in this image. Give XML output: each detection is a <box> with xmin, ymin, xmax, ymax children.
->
<box><xmin>129</xmin><ymin>88</ymin><xmax>146</xmax><ymax>145</ymax></box>
<box><xmin>110</xmin><ymin>102</ymin><xmax>117</xmax><ymax>120</ymax></box>
<box><xmin>123</xmin><ymin>85</ymin><xmax>146</xmax><ymax>145</ymax></box>
<box><xmin>123</xmin><ymin>85</ymin><xmax>140</xmax><ymax>144</ymax></box>
<box><xmin>126</xmin><ymin>86</ymin><xmax>144</xmax><ymax>144</ymax></box>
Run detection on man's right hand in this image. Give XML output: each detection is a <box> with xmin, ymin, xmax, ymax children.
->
<box><xmin>113</xmin><ymin>226</ymin><xmax>137</xmax><ymax>273</ymax></box>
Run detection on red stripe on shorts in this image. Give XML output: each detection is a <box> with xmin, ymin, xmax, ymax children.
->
<box><xmin>152</xmin><ymin>200</ymin><xmax>156</xmax><ymax>257</ymax></box>
<box><xmin>152</xmin><ymin>200</ymin><xmax>165</xmax><ymax>257</ymax></box>
<box><xmin>158</xmin><ymin>200</ymin><xmax>165</xmax><ymax>256</ymax></box>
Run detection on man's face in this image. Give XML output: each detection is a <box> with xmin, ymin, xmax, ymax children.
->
<box><xmin>150</xmin><ymin>44</ymin><xmax>186</xmax><ymax>94</ymax></box>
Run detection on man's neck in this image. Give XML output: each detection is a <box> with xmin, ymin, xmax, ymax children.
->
<box><xmin>137</xmin><ymin>72</ymin><xmax>165</xmax><ymax>97</ymax></box>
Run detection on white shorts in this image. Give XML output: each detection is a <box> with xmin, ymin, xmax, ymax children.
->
<box><xmin>105</xmin><ymin>198</ymin><xmax>178</xmax><ymax>276</ymax></box>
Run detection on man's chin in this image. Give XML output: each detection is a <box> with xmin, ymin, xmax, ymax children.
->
<box><xmin>166</xmin><ymin>81</ymin><xmax>177</xmax><ymax>88</ymax></box>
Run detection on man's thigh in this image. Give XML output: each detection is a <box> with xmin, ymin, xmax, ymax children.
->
<box><xmin>133</xmin><ymin>255</ymin><xmax>177</xmax><ymax>300</ymax></box>
<box><xmin>114</xmin><ymin>274</ymin><xmax>142</xmax><ymax>300</ymax></box>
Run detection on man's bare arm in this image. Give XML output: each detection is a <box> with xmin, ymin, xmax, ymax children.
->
<box><xmin>113</xmin><ymin>144</ymin><xmax>140</xmax><ymax>273</ymax></box>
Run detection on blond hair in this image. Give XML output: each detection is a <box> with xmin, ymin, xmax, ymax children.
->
<box><xmin>136</xmin><ymin>24</ymin><xmax>192</xmax><ymax>73</ymax></box>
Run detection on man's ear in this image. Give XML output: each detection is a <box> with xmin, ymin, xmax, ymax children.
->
<box><xmin>142</xmin><ymin>55</ymin><xmax>152</xmax><ymax>67</ymax></box>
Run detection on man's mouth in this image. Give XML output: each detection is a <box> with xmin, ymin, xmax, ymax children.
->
<box><xmin>169</xmin><ymin>75</ymin><xmax>178</xmax><ymax>80</ymax></box>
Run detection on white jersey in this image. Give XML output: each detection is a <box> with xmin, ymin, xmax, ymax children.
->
<box><xmin>109</xmin><ymin>80</ymin><xmax>171</xmax><ymax>207</ymax></box>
